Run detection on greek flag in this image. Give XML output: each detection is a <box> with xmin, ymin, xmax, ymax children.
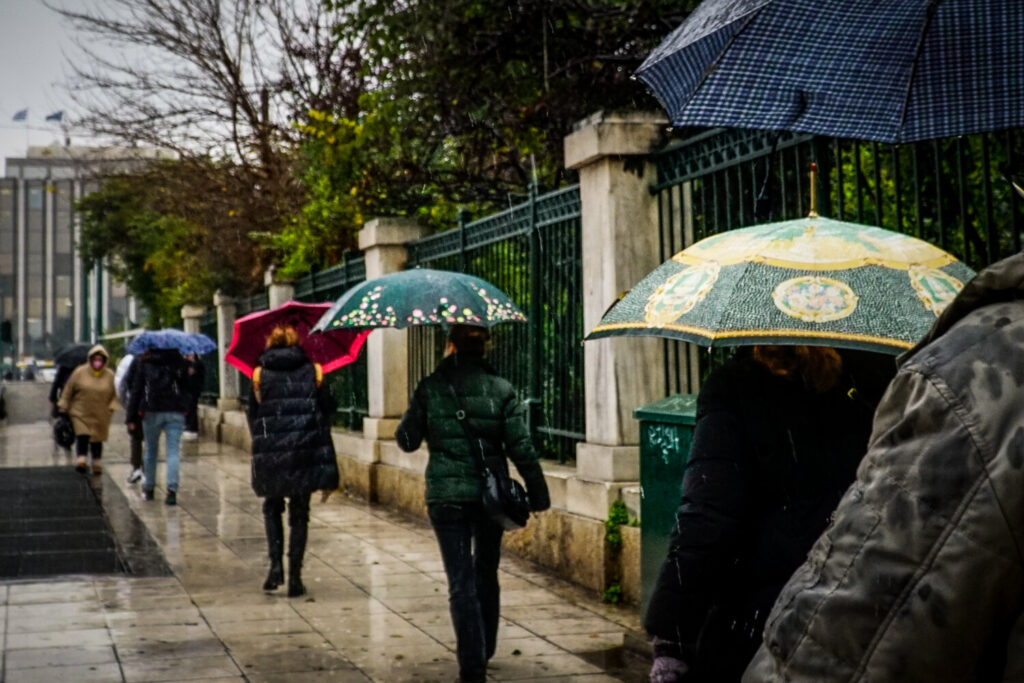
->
<box><xmin>45</xmin><ymin>111</ymin><xmax>64</xmax><ymax>123</ymax></box>
<box><xmin>11</xmin><ymin>109</ymin><xmax>27</xmax><ymax>122</ymax></box>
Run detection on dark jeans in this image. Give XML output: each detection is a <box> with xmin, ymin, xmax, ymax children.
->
<box><xmin>428</xmin><ymin>502</ymin><xmax>504</xmax><ymax>683</ymax></box>
<box><xmin>130</xmin><ymin>422</ymin><xmax>144</xmax><ymax>470</ymax></box>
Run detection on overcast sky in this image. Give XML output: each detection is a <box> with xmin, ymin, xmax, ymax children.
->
<box><xmin>0</xmin><ymin>0</ymin><xmax>106</xmax><ymax>174</ymax></box>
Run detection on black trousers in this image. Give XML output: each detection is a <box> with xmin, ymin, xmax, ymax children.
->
<box><xmin>262</xmin><ymin>494</ymin><xmax>311</xmax><ymax>562</ymax></box>
<box><xmin>428</xmin><ymin>502</ymin><xmax>504</xmax><ymax>683</ymax></box>
<box><xmin>75</xmin><ymin>434</ymin><xmax>102</xmax><ymax>459</ymax></box>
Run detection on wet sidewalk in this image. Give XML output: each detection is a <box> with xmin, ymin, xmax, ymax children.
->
<box><xmin>0</xmin><ymin>384</ymin><xmax>646</xmax><ymax>682</ymax></box>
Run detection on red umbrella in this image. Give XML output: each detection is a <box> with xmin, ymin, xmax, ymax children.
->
<box><xmin>225</xmin><ymin>300</ymin><xmax>369</xmax><ymax>378</ymax></box>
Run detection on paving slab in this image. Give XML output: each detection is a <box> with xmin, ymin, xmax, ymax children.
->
<box><xmin>0</xmin><ymin>382</ymin><xmax>647</xmax><ymax>681</ymax></box>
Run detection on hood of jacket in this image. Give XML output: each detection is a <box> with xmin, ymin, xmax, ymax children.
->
<box><xmin>900</xmin><ymin>251</ymin><xmax>1024</xmax><ymax>365</ymax></box>
<box><xmin>259</xmin><ymin>345</ymin><xmax>310</xmax><ymax>372</ymax></box>
<box><xmin>87</xmin><ymin>344</ymin><xmax>110</xmax><ymax>364</ymax></box>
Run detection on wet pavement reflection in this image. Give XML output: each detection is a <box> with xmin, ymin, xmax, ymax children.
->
<box><xmin>0</xmin><ymin>382</ymin><xmax>647</xmax><ymax>682</ymax></box>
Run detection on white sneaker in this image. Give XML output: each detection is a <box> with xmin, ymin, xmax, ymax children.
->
<box><xmin>126</xmin><ymin>468</ymin><xmax>143</xmax><ymax>484</ymax></box>
<box><xmin>182</xmin><ymin>431</ymin><xmax>199</xmax><ymax>442</ymax></box>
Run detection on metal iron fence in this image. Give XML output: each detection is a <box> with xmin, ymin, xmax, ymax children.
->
<box><xmin>652</xmin><ymin>127</ymin><xmax>1024</xmax><ymax>397</ymax></box>
<box><xmin>292</xmin><ymin>255</ymin><xmax>369</xmax><ymax>430</ymax></box>
<box><xmin>198</xmin><ymin>308</ymin><xmax>219</xmax><ymax>404</ymax></box>
<box><xmin>405</xmin><ymin>185</ymin><xmax>584</xmax><ymax>463</ymax></box>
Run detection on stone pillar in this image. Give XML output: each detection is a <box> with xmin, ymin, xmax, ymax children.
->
<box><xmin>264</xmin><ymin>267</ymin><xmax>294</xmax><ymax>309</ymax></box>
<box><xmin>180</xmin><ymin>305</ymin><xmax>205</xmax><ymax>334</ymax></box>
<box><xmin>358</xmin><ymin>217</ymin><xmax>426</xmax><ymax>440</ymax></box>
<box><xmin>564</xmin><ymin>111</ymin><xmax>668</xmax><ymax>519</ymax></box>
<box><xmin>214</xmin><ymin>291</ymin><xmax>239</xmax><ymax>410</ymax></box>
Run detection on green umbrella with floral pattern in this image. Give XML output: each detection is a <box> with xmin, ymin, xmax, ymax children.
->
<box><xmin>587</xmin><ymin>216</ymin><xmax>975</xmax><ymax>354</ymax></box>
<box><xmin>312</xmin><ymin>268</ymin><xmax>527</xmax><ymax>332</ymax></box>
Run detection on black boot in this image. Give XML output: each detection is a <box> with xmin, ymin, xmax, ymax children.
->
<box><xmin>262</xmin><ymin>500</ymin><xmax>285</xmax><ymax>591</ymax></box>
<box><xmin>287</xmin><ymin>557</ymin><xmax>306</xmax><ymax>598</ymax></box>
<box><xmin>287</xmin><ymin>497</ymin><xmax>309</xmax><ymax>597</ymax></box>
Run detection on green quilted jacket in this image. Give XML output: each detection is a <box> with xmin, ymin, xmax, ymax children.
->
<box><xmin>395</xmin><ymin>354</ymin><xmax>550</xmax><ymax>509</ymax></box>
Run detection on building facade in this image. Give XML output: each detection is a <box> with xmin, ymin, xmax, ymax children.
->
<box><xmin>1</xmin><ymin>145</ymin><xmax>171</xmax><ymax>361</ymax></box>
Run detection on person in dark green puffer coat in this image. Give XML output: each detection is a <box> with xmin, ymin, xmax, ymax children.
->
<box><xmin>396</xmin><ymin>324</ymin><xmax>550</xmax><ymax>683</ymax></box>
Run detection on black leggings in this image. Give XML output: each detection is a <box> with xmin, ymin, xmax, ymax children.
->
<box><xmin>75</xmin><ymin>435</ymin><xmax>103</xmax><ymax>459</ymax></box>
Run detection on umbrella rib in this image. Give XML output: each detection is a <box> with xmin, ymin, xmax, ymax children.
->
<box><xmin>896</xmin><ymin>0</ymin><xmax>942</xmax><ymax>141</ymax></box>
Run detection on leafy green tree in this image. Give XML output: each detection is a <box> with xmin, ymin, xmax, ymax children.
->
<box><xmin>329</xmin><ymin>0</ymin><xmax>694</xmax><ymax>193</ymax></box>
<box><xmin>78</xmin><ymin>157</ymin><xmax>297</xmax><ymax>323</ymax></box>
<box><xmin>272</xmin><ymin>0</ymin><xmax>697</xmax><ymax>276</ymax></box>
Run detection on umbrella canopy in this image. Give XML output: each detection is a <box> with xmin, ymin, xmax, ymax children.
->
<box><xmin>53</xmin><ymin>342</ymin><xmax>91</xmax><ymax>369</ymax></box>
<box><xmin>312</xmin><ymin>269</ymin><xmax>527</xmax><ymax>333</ymax></box>
<box><xmin>637</xmin><ymin>0</ymin><xmax>1024</xmax><ymax>143</ymax></box>
<box><xmin>588</xmin><ymin>217</ymin><xmax>976</xmax><ymax>354</ymax></box>
<box><xmin>225</xmin><ymin>300</ymin><xmax>370</xmax><ymax>378</ymax></box>
<box><xmin>126</xmin><ymin>329</ymin><xmax>217</xmax><ymax>356</ymax></box>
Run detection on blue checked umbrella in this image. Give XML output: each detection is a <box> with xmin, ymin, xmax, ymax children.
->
<box><xmin>638</xmin><ymin>0</ymin><xmax>1024</xmax><ymax>143</ymax></box>
<box><xmin>126</xmin><ymin>329</ymin><xmax>217</xmax><ymax>356</ymax></box>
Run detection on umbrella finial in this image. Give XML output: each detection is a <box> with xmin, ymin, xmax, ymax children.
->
<box><xmin>807</xmin><ymin>163</ymin><xmax>819</xmax><ymax>218</ymax></box>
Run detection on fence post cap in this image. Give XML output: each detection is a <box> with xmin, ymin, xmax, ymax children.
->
<box><xmin>359</xmin><ymin>217</ymin><xmax>425</xmax><ymax>249</ymax></box>
<box><xmin>564</xmin><ymin>110</ymin><xmax>668</xmax><ymax>170</ymax></box>
<box><xmin>180</xmin><ymin>304</ymin><xmax>206</xmax><ymax>319</ymax></box>
<box><xmin>213</xmin><ymin>290</ymin><xmax>236</xmax><ymax>307</ymax></box>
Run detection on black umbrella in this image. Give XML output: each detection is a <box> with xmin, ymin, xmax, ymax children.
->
<box><xmin>53</xmin><ymin>342</ymin><xmax>91</xmax><ymax>369</ymax></box>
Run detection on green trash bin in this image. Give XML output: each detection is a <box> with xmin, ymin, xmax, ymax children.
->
<box><xmin>635</xmin><ymin>393</ymin><xmax>698</xmax><ymax>617</ymax></box>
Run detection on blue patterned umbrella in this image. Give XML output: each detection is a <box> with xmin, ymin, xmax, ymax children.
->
<box><xmin>638</xmin><ymin>0</ymin><xmax>1024</xmax><ymax>143</ymax></box>
<box><xmin>127</xmin><ymin>329</ymin><xmax>217</xmax><ymax>356</ymax></box>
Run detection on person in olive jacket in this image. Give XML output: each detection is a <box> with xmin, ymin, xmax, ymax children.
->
<box><xmin>247</xmin><ymin>325</ymin><xmax>338</xmax><ymax>598</ymax></box>
<box><xmin>396</xmin><ymin>324</ymin><xmax>550</xmax><ymax>683</ymax></box>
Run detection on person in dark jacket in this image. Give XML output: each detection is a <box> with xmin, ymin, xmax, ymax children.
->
<box><xmin>126</xmin><ymin>348</ymin><xmax>190</xmax><ymax>506</ymax></box>
<box><xmin>745</xmin><ymin>252</ymin><xmax>1024</xmax><ymax>682</ymax></box>
<box><xmin>645</xmin><ymin>345</ymin><xmax>889</xmax><ymax>683</ymax></box>
<box><xmin>115</xmin><ymin>354</ymin><xmax>144</xmax><ymax>484</ymax></box>
<box><xmin>48</xmin><ymin>363</ymin><xmax>74</xmax><ymax>419</ymax></box>
<box><xmin>247</xmin><ymin>325</ymin><xmax>338</xmax><ymax>598</ymax></box>
<box><xmin>396</xmin><ymin>324</ymin><xmax>551</xmax><ymax>683</ymax></box>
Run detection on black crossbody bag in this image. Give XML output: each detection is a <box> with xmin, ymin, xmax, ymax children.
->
<box><xmin>443</xmin><ymin>376</ymin><xmax>530</xmax><ymax>530</ymax></box>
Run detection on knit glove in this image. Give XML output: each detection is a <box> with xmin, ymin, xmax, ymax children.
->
<box><xmin>649</xmin><ymin>655</ymin><xmax>690</xmax><ymax>683</ymax></box>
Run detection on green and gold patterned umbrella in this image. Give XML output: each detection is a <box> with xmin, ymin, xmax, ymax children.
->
<box><xmin>587</xmin><ymin>217</ymin><xmax>975</xmax><ymax>354</ymax></box>
<box><xmin>312</xmin><ymin>268</ymin><xmax>526</xmax><ymax>332</ymax></box>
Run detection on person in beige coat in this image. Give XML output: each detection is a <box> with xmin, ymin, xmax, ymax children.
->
<box><xmin>57</xmin><ymin>344</ymin><xmax>117</xmax><ymax>474</ymax></box>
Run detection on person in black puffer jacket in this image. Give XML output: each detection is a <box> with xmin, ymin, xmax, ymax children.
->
<box><xmin>396</xmin><ymin>324</ymin><xmax>550</xmax><ymax>683</ymax></box>
<box><xmin>126</xmin><ymin>348</ymin><xmax>190</xmax><ymax>505</ymax></box>
<box><xmin>645</xmin><ymin>346</ymin><xmax>891</xmax><ymax>683</ymax></box>
<box><xmin>247</xmin><ymin>325</ymin><xmax>338</xmax><ymax>598</ymax></box>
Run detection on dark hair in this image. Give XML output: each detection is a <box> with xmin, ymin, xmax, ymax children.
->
<box><xmin>752</xmin><ymin>345</ymin><xmax>843</xmax><ymax>394</ymax></box>
<box><xmin>448</xmin><ymin>324</ymin><xmax>490</xmax><ymax>358</ymax></box>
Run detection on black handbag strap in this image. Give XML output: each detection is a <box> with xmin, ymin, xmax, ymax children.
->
<box><xmin>440</xmin><ymin>368</ymin><xmax>491</xmax><ymax>469</ymax></box>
